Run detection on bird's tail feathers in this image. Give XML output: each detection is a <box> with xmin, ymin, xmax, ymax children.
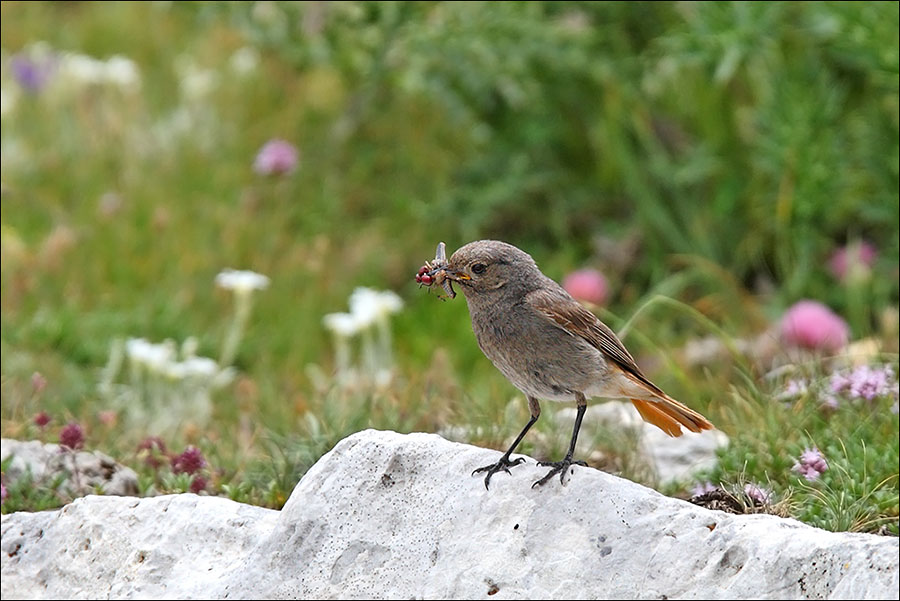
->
<box><xmin>630</xmin><ymin>395</ymin><xmax>714</xmax><ymax>438</ymax></box>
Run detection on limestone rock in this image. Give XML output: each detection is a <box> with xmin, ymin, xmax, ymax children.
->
<box><xmin>2</xmin><ymin>430</ymin><xmax>897</xmax><ymax>600</ymax></box>
<box><xmin>1</xmin><ymin>438</ymin><xmax>139</xmax><ymax>497</ymax></box>
<box><xmin>1</xmin><ymin>494</ymin><xmax>278</xmax><ymax>599</ymax></box>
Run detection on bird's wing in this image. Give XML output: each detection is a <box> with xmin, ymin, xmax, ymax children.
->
<box><xmin>526</xmin><ymin>285</ymin><xmax>667</xmax><ymax>397</ymax></box>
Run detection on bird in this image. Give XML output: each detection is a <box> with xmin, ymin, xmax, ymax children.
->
<box><xmin>428</xmin><ymin>240</ymin><xmax>714</xmax><ymax>489</ymax></box>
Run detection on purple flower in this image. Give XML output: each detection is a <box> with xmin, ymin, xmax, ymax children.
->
<box><xmin>831</xmin><ymin>365</ymin><xmax>897</xmax><ymax>402</ymax></box>
<box><xmin>830</xmin><ymin>370</ymin><xmax>852</xmax><ymax>395</ymax></box>
<box><xmin>744</xmin><ymin>483</ymin><xmax>773</xmax><ymax>505</ymax></box>
<box><xmin>33</xmin><ymin>411</ymin><xmax>51</xmax><ymax>429</ymax></box>
<box><xmin>171</xmin><ymin>446</ymin><xmax>206</xmax><ymax>475</ymax></box>
<box><xmin>828</xmin><ymin>241</ymin><xmax>877</xmax><ymax>283</ymax></box>
<box><xmin>11</xmin><ymin>52</ymin><xmax>57</xmax><ymax>93</ymax></box>
<box><xmin>776</xmin><ymin>378</ymin><xmax>808</xmax><ymax>403</ymax></box>
<box><xmin>253</xmin><ymin>139</ymin><xmax>299</xmax><ymax>176</ymax></box>
<box><xmin>780</xmin><ymin>300</ymin><xmax>849</xmax><ymax>352</ymax></box>
<box><xmin>848</xmin><ymin>365</ymin><xmax>895</xmax><ymax>401</ymax></box>
<box><xmin>137</xmin><ymin>436</ymin><xmax>168</xmax><ymax>469</ymax></box>
<box><xmin>792</xmin><ymin>447</ymin><xmax>828</xmax><ymax>481</ymax></box>
<box><xmin>820</xmin><ymin>392</ymin><xmax>840</xmax><ymax>412</ymax></box>
<box><xmin>784</xmin><ymin>379</ymin><xmax>807</xmax><ymax>396</ymax></box>
<box><xmin>137</xmin><ymin>436</ymin><xmax>167</xmax><ymax>453</ymax></box>
<box><xmin>1</xmin><ymin>482</ymin><xmax>7</xmax><ymax>505</ymax></box>
<box><xmin>59</xmin><ymin>422</ymin><xmax>85</xmax><ymax>450</ymax></box>
<box><xmin>189</xmin><ymin>475</ymin><xmax>208</xmax><ymax>494</ymax></box>
<box><xmin>690</xmin><ymin>481</ymin><xmax>717</xmax><ymax>497</ymax></box>
<box><xmin>563</xmin><ymin>269</ymin><xmax>609</xmax><ymax>305</ymax></box>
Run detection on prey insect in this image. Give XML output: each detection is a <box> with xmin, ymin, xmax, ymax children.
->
<box><xmin>415</xmin><ymin>241</ymin><xmax>456</xmax><ymax>299</ymax></box>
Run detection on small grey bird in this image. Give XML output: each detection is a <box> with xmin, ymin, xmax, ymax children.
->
<box><xmin>425</xmin><ymin>240</ymin><xmax>714</xmax><ymax>489</ymax></box>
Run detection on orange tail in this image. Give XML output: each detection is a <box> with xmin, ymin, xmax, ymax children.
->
<box><xmin>631</xmin><ymin>396</ymin><xmax>714</xmax><ymax>438</ymax></box>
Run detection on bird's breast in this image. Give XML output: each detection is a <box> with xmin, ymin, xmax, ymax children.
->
<box><xmin>469</xmin><ymin>301</ymin><xmax>610</xmax><ymax>402</ymax></box>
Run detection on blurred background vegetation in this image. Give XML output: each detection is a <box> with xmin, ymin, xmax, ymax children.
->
<box><xmin>1</xmin><ymin>1</ymin><xmax>897</xmax><ymax>529</ymax></box>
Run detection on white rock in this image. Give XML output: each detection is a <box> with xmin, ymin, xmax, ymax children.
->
<box><xmin>641</xmin><ymin>421</ymin><xmax>730</xmax><ymax>483</ymax></box>
<box><xmin>1</xmin><ymin>494</ymin><xmax>278</xmax><ymax>600</ymax></box>
<box><xmin>1</xmin><ymin>438</ymin><xmax>138</xmax><ymax>497</ymax></box>
<box><xmin>2</xmin><ymin>430</ymin><xmax>896</xmax><ymax>600</ymax></box>
<box><xmin>557</xmin><ymin>401</ymin><xmax>729</xmax><ymax>484</ymax></box>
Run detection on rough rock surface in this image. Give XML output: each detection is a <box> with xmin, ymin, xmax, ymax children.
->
<box><xmin>1</xmin><ymin>438</ymin><xmax>139</xmax><ymax>497</ymax></box>
<box><xmin>2</xmin><ymin>494</ymin><xmax>278</xmax><ymax>599</ymax></box>
<box><xmin>2</xmin><ymin>430</ymin><xmax>897</xmax><ymax>600</ymax></box>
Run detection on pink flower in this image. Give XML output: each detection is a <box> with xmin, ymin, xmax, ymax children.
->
<box><xmin>792</xmin><ymin>447</ymin><xmax>828</xmax><ymax>481</ymax></box>
<box><xmin>253</xmin><ymin>139</ymin><xmax>299</xmax><ymax>176</ymax></box>
<box><xmin>743</xmin><ymin>483</ymin><xmax>773</xmax><ymax>505</ymax></box>
<box><xmin>33</xmin><ymin>411</ymin><xmax>51</xmax><ymax>429</ymax></box>
<box><xmin>780</xmin><ymin>300</ymin><xmax>849</xmax><ymax>352</ymax></box>
<box><xmin>31</xmin><ymin>372</ymin><xmax>47</xmax><ymax>395</ymax></box>
<box><xmin>776</xmin><ymin>378</ymin><xmax>808</xmax><ymax>404</ymax></box>
<box><xmin>828</xmin><ymin>241</ymin><xmax>876</xmax><ymax>282</ymax></box>
<box><xmin>97</xmin><ymin>410</ymin><xmax>117</xmax><ymax>427</ymax></box>
<box><xmin>563</xmin><ymin>269</ymin><xmax>609</xmax><ymax>305</ymax></box>
<box><xmin>172</xmin><ymin>446</ymin><xmax>206</xmax><ymax>475</ymax></box>
<box><xmin>59</xmin><ymin>422</ymin><xmax>85</xmax><ymax>450</ymax></box>
<box><xmin>690</xmin><ymin>481</ymin><xmax>717</xmax><ymax>497</ymax></box>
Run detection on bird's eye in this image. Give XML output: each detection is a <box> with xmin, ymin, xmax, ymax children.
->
<box><xmin>471</xmin><ymin>263</ymin><xmax>487</xmax><ymax>275</ymax></box>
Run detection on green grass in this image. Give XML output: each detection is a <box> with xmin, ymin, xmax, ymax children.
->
<box><xmin>1</xmin><ymin>1</ymin><xmax>897</xmax><ymax>535</ymax></box>
<box><xmin>693</xmin><ymin>360</ymin><xmax>899</xmax><ymax>534</ymax></box>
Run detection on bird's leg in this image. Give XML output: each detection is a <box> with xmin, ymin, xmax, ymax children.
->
<box><xmin>533</xmin><ymin>392</ymin><xmax>588</xmax><ymax>487</ymax></box>
<box><xmin>473</xmin><ymin>396</ymin><xmax>541</xmax><ymax>490</ymax></box>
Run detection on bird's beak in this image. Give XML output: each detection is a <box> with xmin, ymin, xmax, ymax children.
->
<box><xmin>426</xmin><ymin>267</ymin><xmax>468</xmax><ymax>299</ymax></box>
<box><xmin>446</xmin><ymin>269</ymin><xmax>470</xmax><ymax>282</ymax></box>
<box><xmin>426</xmin><ymin>266</ymin><xmax>469</xmax><ymax>281</ymax></box>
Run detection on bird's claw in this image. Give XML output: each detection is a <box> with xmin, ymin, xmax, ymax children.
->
<box><xmin>472</xmin><ymin>455</ymin><xmax>526</xmax><ymax>489</ymax></box>
<box><xmin>532</xmin><ymin>458</ymin><xmax>587</xmax><ymax>488</ymax></box>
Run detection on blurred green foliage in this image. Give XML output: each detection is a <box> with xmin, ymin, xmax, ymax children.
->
<box><xmin>204</xmin><ymin>1</ymin><xmax>900</xmax><ymax>302</ymax></box>
<box><xmin>1</xmin><ymin>1</ymin><xmax>897</xmax><ymax>530</ymax></box>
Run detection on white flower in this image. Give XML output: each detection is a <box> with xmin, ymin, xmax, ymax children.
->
<box><xmin>164</xmin><ymin>356</ymin><xmax>219</xmax><ymax>380</ymax></box>
<box><xmin>211</xmin><ymin>366</ymin><xmax>236</xmax><ymax>388</ymax></box>
<box><xmin>126</xmin><ymin>337</ymin><xmax>176</xmax><ymax>371</ymax></box>
<box><xmin>376</xmin><ymin>290</ymin><xmax>403</xmax><ymax>314</ymax></box>
<box><xmin>230</xmin><ymin>46</ymin><xmax>260</xmax><ymax>75</ymax></box>
<box><xmin>181</xmin><ymin>336</ymin><xmax>199</xmax><ymax>359</ymax></box>
<box><xmin>104</xmin><ymin>55</ymin><xmax>141</xmax><ymax>91</ymax></box>
<box><xmin>323</xmin><ymin>312</ymin><xmax>362</xmax><ymax>337</ymax></box>
<box><xmin>60</xmin><ymin>53</ymin><xmax>106</xmax><ymax>85</ymax></box>
<box><xmin>349</xmin><ymin>287</ymin><xmax>403</xmax><ymax>328</ymax></box>
<box><xmin>348</xmin><ymin>288</ymin><xmax>380</xmax><ymax>328</ymax></box>
<box><xmin>176</xmin><ymin>56</ymin><xmax>218</xmax><ymax>102</ymax></box>
<box><xmin>215</xmin><ymin>269</ymin><xmax>270</xmax><ymax>293</ymax></box>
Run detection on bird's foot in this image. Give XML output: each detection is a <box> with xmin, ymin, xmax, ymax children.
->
<box><xmin>472</xmin><ymin>455</ymin><xmax>526</xmax><ymax>490</ymax></box>
<box><xmin>532</xmin><ymin>457</ymin><xmax>587</xmax><ymax>488</ymax></box>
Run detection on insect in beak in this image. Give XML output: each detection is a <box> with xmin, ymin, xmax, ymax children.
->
<box><xmin>415</xmin><ymin>242</ymin><xmax>458</xmax><ymax>299</ymax></box>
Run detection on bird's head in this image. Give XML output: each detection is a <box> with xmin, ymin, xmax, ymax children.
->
<box><xmin>442</xmin><ymin>240</ymin><xmax>541</xmax><ymax>299</ymax></box>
